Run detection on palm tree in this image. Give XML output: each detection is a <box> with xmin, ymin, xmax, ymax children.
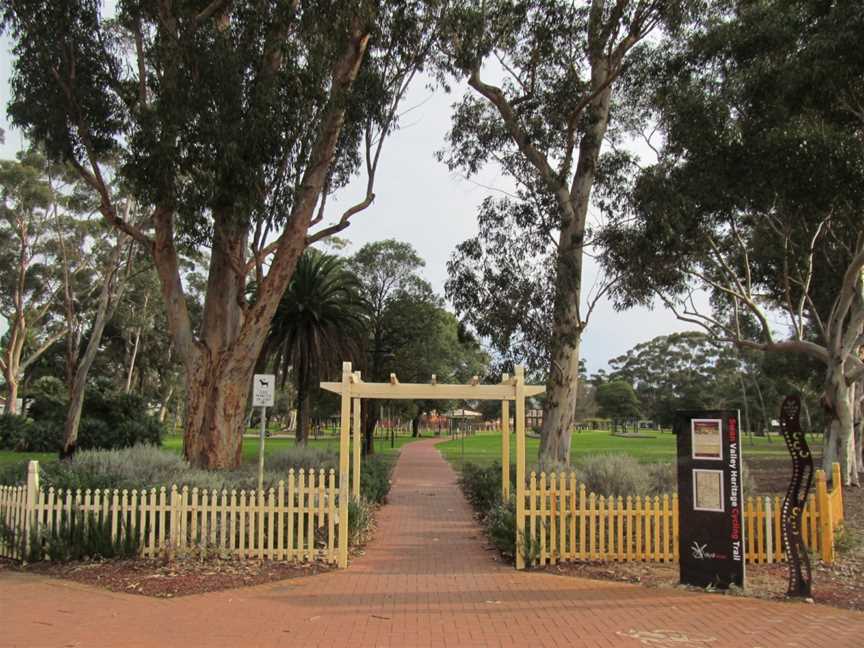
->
<box><xmin>265</xmin><ymin>250</ymin><xmax>367</xmax><ymax>444</ymax></box>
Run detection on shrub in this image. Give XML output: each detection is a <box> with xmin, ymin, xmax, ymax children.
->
<box><xmin>646</xmin><ymin>462</ymin><xmax>676</xmax><ymax>495</ymax></box>
<box><xmin>348</xmin><ymin>497</ymin><xmax>374</xmax><ymax>545</ymax></box>
<box><xmin>459</xmin><ymin>461</ymin><xmax>504</xmax><ymax>512</ymax></box>
<box><xmin>0</xmin><ymin>460</ymin><xmax>28</xmax><ymax>486</ymax></box>
<box><xmin>0</xmin><ymin>507</ymin><xmax>142</xmax><ymax>563</ymax></box>
<box><xmin>360</xmin><ymin>455</ymin><xmax>394</xmax><ymax>504</ymax></box>
<box><xmin>267</xmin><ymin>446</ymin><xmax>338</xmax><ymax>474</ymax></box>
<box><xmin>0</xmin><ymin>414</ymin><xmax>32</xmax><ymax>451</ymax></box>
<box><xmin>30</xmin><ymin>444</ymin><xmax>354</xmax><ymax>494</ymax></box>
<box><xmin>16</xmin><ymin>383</ymin><xmax>164</xmax><ymax>453</ymax></box>
<box><xmin>486</xmin><ymin>498</ymin><xmax>516</xmax><ymax>556</ymax></box>
<box><xmin>572</xmin><ymin>453</ymin><xmax>653</xmax><ymax>497</ymax></box>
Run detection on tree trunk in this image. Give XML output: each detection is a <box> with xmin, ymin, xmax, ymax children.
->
<box><xmin>62</xmin><ymin>236</ymin><xmax>130</xmax><ymax>457</ymax></box>
<box><xmin>295</xmin><ymin>379</ymin><xmax>310</xmax><ymax>446</ymax></box>
<box><xmin>738</xmin><ymin>373</ymin><xmax>751</xmax><ymax>438</ymax></box>
<box><xmin>4</xmin><ymin>376</ymin><xmax>19</xmax><ymax>415</ymax></box>
<box><xmin>411</xmin><ymin>412</ymin><xmax>421</xmax><ymax>438</ymax></box>
<box><xmin>539</xmin><ymin>83</ymin><xmax>613</xmax><ymax>463</ymax></box>
<box><xmin>821</xmin><ymin>364</ymin><xmax>860</xmax><ymax>486</ymax></box>
<box><xmin>146</xmin><ymin>26</ymin><xmax>370</xmax><ymax>469</ymax></box>
<box><xmin>182</xmin><ymin>356</ymin><xmax>251</xmax><ymax>469</ymax></box>
<box><xmin>158</xmin><ymin>385</ymin><xmax>174</xmax><ymax>423</ymax></box>
<box><xmin>801</xmin><ymin>396</ymin><xmax>813</xmax><ymax>433</ymax></box>
<box><xmin>362</xmin><ymin>400</ymin><xmax>377</xmax><ymax>456</ymax></box>
<box><xmin>752</xmin><ymin>375</ymin><xmax>769</xmax><ymax>439</ymax></box>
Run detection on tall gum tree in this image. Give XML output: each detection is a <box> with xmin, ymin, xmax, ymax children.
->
<box><xmin>0</xmin><ymin>152</ymin><xmax>65</xmax><ymax>413</ymax></box>
<box><xmin>598</xmin><ymin>0</ymin><xmax>864</xmax><ymax>484</ymax></box>
<box><xmin>2</xmin><ymin>1</ymin><xmax>442</xmax><ymax>468</ymax></box>
<box><xmin>439</xmin><ymin>0</ymin><xmax>691</xmax><ymax>461</ymax></box>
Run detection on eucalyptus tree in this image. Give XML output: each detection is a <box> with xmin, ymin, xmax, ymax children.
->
<box><xmin>2</xmin><ymin>0</ymin><xmax>443</xmax><ymax>468</ymax></box>
<box><xmin>439</xmin><ymin>0</ymin><xmax>694</xmax><ymax>461</ymax></box>
<box><xmin>349</xmin><ymin>239</ymin><xmax>434</xmax><ymax>451</ymax></box>
<box><xmin>0</xmin><ymin>151</ymin><xmax>64</xmax><ymax>413</ymax></box>
<box><xmin>599</xmin><ymin>0</ymin><xmax>864</xmax><ymax>483</ymax></box>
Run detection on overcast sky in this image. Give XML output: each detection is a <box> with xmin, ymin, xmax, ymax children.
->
<box><xmin>0</xmin><ymin>33</ymin><xmax>703</xmax><ymax>374</ymax></box>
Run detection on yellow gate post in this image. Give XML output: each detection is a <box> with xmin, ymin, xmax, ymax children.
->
<box><xmin>338</xmin><ymin>362</ymin><xmax>352</xmax><ymax>568</ymax></box>
<box><xmin>501</xmin><ymin>373</ymin><xmax>510</xmax><ymax>500</ymax></box>
<box><xmin>352</xmin><ymin>372</ymin><xmax>362</xmax><ymax>499</ymax></box>
<box><xmin>515</xmin><ymin>365</ymin><xmax>526</xmax><ymax>569</ymax></box>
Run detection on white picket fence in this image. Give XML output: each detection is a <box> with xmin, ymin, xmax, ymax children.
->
<box><xmin>0</xmin><ymin>461</ymin><xmax>341</xmax><ymax>563</ymax></box>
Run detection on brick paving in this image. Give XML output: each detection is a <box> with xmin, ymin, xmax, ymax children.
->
<box><xmin>1</xmin><ymin>437</ymin><xmax>862</xmax><ymax>647</ymax></box>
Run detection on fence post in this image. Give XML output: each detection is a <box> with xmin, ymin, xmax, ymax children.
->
<box><xmin>815</xmin><ymin>469</ymin><xmax>834</xmax><ymax>564</ymax></box>
<box><xmin>831</xmin><ymin>462</ymin><xmax>844</xmax><ymax>523</ymax></box>
<box><xmin>514</xmin><ymin>365</ymin><xmax>526</xmax><ymax>570</ymax></box>
<box><xmin>338</xmin><ymin>362</ymin><xmax>352</xmax><ymax>568</ymax></box>
<box><xmin>23</xmin><ymin>460</ymin><xmax>39</xmax><ymax>562</ymax></box>
<box><xmin>501</xmin><ymin>372</ymin><xmax>510</xmax><ymax>501</ymax></box>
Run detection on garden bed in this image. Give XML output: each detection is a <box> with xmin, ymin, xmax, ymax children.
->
<box><xmin>0</xmin><ymin>555</ymin><xmax>331</xmax><ymax>598</ymax></box>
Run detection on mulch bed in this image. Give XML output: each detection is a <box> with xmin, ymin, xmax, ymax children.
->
<box><xmin>0</xmin><ymin>556</ymin><xmax>331</xmax><ymax>598</ymax></box>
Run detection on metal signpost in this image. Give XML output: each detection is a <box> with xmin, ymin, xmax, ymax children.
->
<box><xmin>252</xmin><ymin>374</ymin><xmax>275</xmax><ymax>492</ymax></box>
<box><xmin>674</xmin><ymin>409</ymin><xmax>746</xmax><ymax>589</ymax></box>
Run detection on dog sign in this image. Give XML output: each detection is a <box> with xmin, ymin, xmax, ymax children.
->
<box><xmin>252</xmin><ymin>374</ymin><xmax>275</xmax><ymax>408</ymax></box>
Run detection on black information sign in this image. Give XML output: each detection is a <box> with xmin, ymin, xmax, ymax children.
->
<box><xmin>674</xmin><ymin>410</ymin><xmax>746</xmax><ymax>589</ymax></box>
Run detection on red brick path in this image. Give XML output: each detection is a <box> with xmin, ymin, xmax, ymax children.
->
<box><xmin>1</xmin><ymin>437</ymin><xmax>862</xmax><ymax>647</ymax></box>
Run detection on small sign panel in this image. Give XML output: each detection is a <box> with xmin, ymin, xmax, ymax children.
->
<box><xmin>693</xmin><ymin>469</ymin><xmax>724</xmax><ymax>512</ymax></box>
<box><xmin>675</xmin><ymin>410</ymin><xmax>745</xmax><ymax>590</ymax></box>
<box><xmin>252</xmin><ymin>374</ymin><xmax>275</xmax><ymax>408</ymax></box>
<box><xmin>691</xmin><ymin>419</ymin><xmax>723</xmax><ymax>460</ymax></box>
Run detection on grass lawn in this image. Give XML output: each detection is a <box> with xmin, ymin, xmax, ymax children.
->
<box><xmin>437</xmin><ymin>429</ymin><xmax>800</xmax><ymax>469</ymax></box>
<box><xmin>0</xmin><ymin>432</ymin><xmax>418</xmax><ymax>470</ymax></box>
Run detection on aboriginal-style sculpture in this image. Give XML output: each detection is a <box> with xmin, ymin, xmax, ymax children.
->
<box><xmin>779</xmin><ymin>395</ymin><xmax>813</xmax><ymax>598</ymax></box>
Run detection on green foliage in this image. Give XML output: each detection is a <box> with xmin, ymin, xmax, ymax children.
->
<box><xmin>359</xmin><ymin>455</ymin><xmax>394</xmax><ymax>505</ymax></box>
<box><xmin>459</xmin><ymin>461</ymin><xmax>504</xmax><ymax>513</ymax></box>
<box><xmin>594</xmin><ymin>381</ymin><xmax>641</xmax><ymax>429</ymax></box>
<box><xmin>573</xmin><ymin>454</ymin><xmax>654</xmax><ymax>497</ymax></box>
<box><xmin>11</xmin><ymin>382</ymin><xmax>164</xmax><ymax>453</ymax></box>
<box><xmin>32</xmin><ymin>444</ymin><xmax>341</xmax><ymax>493</ymax></box>
<box><xmin>265</xmin><ymin>249</ymin><xmax>368</xmax><ymax>442</ymax></box>
<box><xmin>834</xmin><ymin>525</ymin><xmax>861</xmax><ymax>555</ymax></box>
<box><xmin>347</xmin><ymin>496</ymin><xmax>374</xmax><ymax>546</ymax></box>
<box><xmin>0</xmin><ymin>507</ymin><xmax>142</xmax><ymax>563</ymax></box>
<box><xmin>486</xmin><ymin>498</ymin><xmax>516</xmax><ymax>557</ymax></box>
<box><xmin>0</xmin><ymin>414</ymin><xmax>31</xmax><ymax>451</ymax></box>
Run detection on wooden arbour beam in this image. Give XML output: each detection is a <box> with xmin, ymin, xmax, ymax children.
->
<box><xmin>320</xmin><ymin>381</ymin><xmax>545</xmax><ymax>401</ymax></box>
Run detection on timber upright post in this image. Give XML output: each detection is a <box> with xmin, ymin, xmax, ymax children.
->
<box><xmin>501</xmin><ymin>373</ymin><xmax>511</xmax><ymax>500</ymax></box>
<box><xmin>338</xmin><ymin>362</ymin><xmax>352</xmax><ymax>568</ymax></box>
<box><xmin>514</xmin><ymin>365</ymin><xmax>526</xmax><ymax>569</ymax></box>
<box><xmin>352</xmin><ymin>371</ymin><xmax>362</xmax><ymax>499</ymax></box>
<box><xmin>24</xmin><ymin>460</ymin><xmax>39</xmax><ymax>561</ymax></box>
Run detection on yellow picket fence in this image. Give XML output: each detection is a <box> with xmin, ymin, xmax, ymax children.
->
<box><xmin>521</xmin><ymin>463</ymin><xmax>844</xmax><ymax>567</ymax></box>
<box><xmin>0</xmin><ymin>461</ymin><xmax>340</xmax><ymax>564</ymax></box>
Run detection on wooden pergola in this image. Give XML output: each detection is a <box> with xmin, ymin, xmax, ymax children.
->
<box><xmin>321</xmin><ymin>361</ymin><xmax>545</xmax><ymax>568</ymax></box>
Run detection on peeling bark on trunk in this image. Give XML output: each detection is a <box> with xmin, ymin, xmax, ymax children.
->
<box><xmin>183</xmin><ymin>357</ymin><xmax>250</xmax><ymax>469</ymax></box>
<box><xmin>822</xmin><ymin>364</ymin><xmax>860</xmax><ymax>486</ymax></box>
<box><xmin>4</xmin><ymin>379</ymin><xmax>19</xmax><ymax>415</ymax></box>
